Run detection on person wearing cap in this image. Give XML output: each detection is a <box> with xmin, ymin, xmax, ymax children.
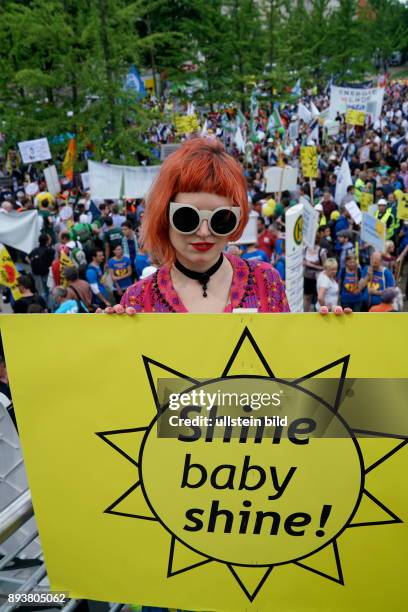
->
<box><xmin>337</xmin><ymin>230</ymin><xmax>354</xmax><ymax>269</ymax></box>
<box><xmin>334</xmin><ymin>208</ymin><xmax>351</xmax><ymax>256</ymax></box>
<box><xmin>374</xmin><ymin>199</ymin><xmax>395</xmax><ymax>240</ymax></box>
<box><xmin>369</xmin><ymin>288</ymin><xmax>398</xmax><ymax>313</ymax></box>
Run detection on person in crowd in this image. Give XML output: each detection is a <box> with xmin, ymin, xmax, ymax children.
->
<box><xmin>28</xmin><ymin>233</ymin><xmax>54</xmax><ymax>301</ymax></box>
<box><xmin>53</xmin><ymin>286</ymin><xmax>88</xmax><ymax>313</ymax></box>
<box><xmin>360</xmin><ymin>251</ymin><xmax>396</xmax><ymax>310</ymax></box>
<box><xmin>369</xmin><ymin>287</ymin><xmax>398</xmax><ymax>313</ymax></box>
<box><xmin>316</xmin><ymin>258</ymin><xmax>343</xmax><ymax>313</ymax></box>
<box><xmin>86</xmin><ymin>249</ymin><xmax>111</xmax><ymax>308</ymax></box>
<box><xmin>241</xmin><ymin>243</ymin><xmax>270</xmax><ymax>263</ymax></box>
<box><xmin>317</xmin><ymin>224</ymin><xmax>334</xmax><ymax>257</ymax></box>
<box><xmin>121</xmin><ymin>221</ymin><xmax>138</xmax><ymax>279</ymax></box>
<box><xmin>303</xmin><ymin>238</ymin><xmax>327</xmax><ymax>312</ymax></box>
<box><xmin>64</xmin><ymin>266</ymin><xmax>93</xmax><ymax>312</ymax></box>
<box><xmin>108</xmin><ymin>244</ymin><xmax>133</xmax><ymax>303</ymax></box>
<box><xmin>104</xmin><ymin>216</ymin><xmax>124</xmax><ymax>261</ymax></box>
<box><xmin>111</xmin><ymin>204</ymin><xmax>126</xmax><ymax>228</ymax></box>
<box><xmin>338</xmin><ymin>253</ymin><xmax>365</xmax><ymax>312</ymax></box>
<box><xmin>375</xmin><ymin>198</ymin><xmax>395</xmax><ymax>240</ymax></box>
<box><xmin>12</xmin><ymin>275</ymin><xmax>47</xmax><ymax>313</ymax></box>
<box><xmin>257</xmin><ymin>217</ymin><xmax>276</xmax><ymax>259</ymax></box>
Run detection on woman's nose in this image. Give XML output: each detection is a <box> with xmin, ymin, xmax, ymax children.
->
<box><xmin>196</xmin><ymin>219</ymin><xmax>211</xmax><ymax>238</ymax></box>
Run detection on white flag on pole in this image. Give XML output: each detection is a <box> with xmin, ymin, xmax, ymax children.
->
<box><xmin>310</xmin><ymin>101</ymin><xmax>320</xmax><ymax>118</ymax></box>
<box><xmin>298</xmin><ymin>103</ymin><xmax>312</xmax><ymax>124</ymax></box>
<box><xmin>334</xmin><ymin>158</ymin><xmax>353</xmax><ymax>206</ymax></box>
<box><xmin>234</xmin><ymin>127</ymin><xmax>246</xmax><ymax>154</ymax></box>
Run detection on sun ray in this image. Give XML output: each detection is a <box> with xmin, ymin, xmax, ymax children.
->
<box><xmin>96</xmin><ymin>427</ymin><xmax>148</xmax><ymax>466</ymax></box>
<box><xmin>364</xmin><ymin>440</ymin><xmax>408</xmax><ymax>475</ymax></box>
<box><xmin>227</xmin><ymin>564</ymin><xmax>273</xmax><ymax>602</ymax></box>
<box><xmin>167</xmin><ymin>536</ymin><xmax>212</xmax><ymax>577</ymax></box>
<box><xmin>293</xmin><ymin>355</ymin><xmax>350</xmax><ymax>413</ymax></box>
<box><xmin>104</xmin><ymin>481</ymin><xmax>156</xmax><ymax>521</ymax></box>
<box><xmin>142</xmin><ymin>355</ymin><xmax>200</xmax><ymax>411</ymax></box>
<box><xmin>221</xmin><ymin>327</ymin><xmax>276</xmax><ymax>378</ymax></box>
<box><xmin>348</xmin><ymin>489</ymin><xmax>403</xmax><ymax>528</ymax></box>
<box><xmin>294</xmin><ymin>540</ymin><xmax>344</xmax><ymax>585</ymax></box>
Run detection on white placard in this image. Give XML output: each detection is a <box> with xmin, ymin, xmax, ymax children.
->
<box><xmin>302</xmin><ymin>200</ymin><xmax>319</xmax><ymax>248</ymax></box>
<box><xmin>288</xmin><ymin>121</ymin><xmax>299</xmax><ymax>141</ymax></box>
<box><xmin>345</xmin><ymin>200</ymin><xmax>362</xmax><ymax>225</ymax></box>
<box><xmin>265</xmin><ymin>166</ymin><xmax>298</xmax><ymax>193</ymax></box>
<box><xmin>81</xmin><ymin>172</ymin><xmax>90</xmax><ymax>191</ymax></box>
<box><xmin>88</xmin><ymin>161</ymin><xmax>161</xmax><ymax>199</ymax></box>
<box><xmin>325</xmin><ymin>120</ymin><xmax>340</xmax><ymax>137</ymax></box>
<box><xmin>285</xmin><ymin>203</ymin><xmax>304</xmax><ymax>313</ymax></box>
<box><xmin>25</xmin><ymin>182</ymin><xmax>39</xmax><ymax>196</ymax></box>
<box><xmin>359</xmin><ymin>145</ymin><xmax>371</xmax><ymax>164</ymax></box>
<box><xmin>329</xmin><ymin>86</ymin><xmax>384</xmax><ymax>122</ymax></box>
<box><xmin>44</xmin><ymin>165</ymin><xmax>60</xmax><ymax>196</ymax></box>
<box><xmin>361</xmin><ymin>212</ymin><xmax>385</xmax><ymax>252</ymax></box>
<box><xmin>231</xmin><ymin>210</ymin><xmax>258</xmax><ymax>245</ymax></box>
<box><xmin>18</xmin><ymin>138</ymin><xmax>52</xmax><ymax>164</ymax></box>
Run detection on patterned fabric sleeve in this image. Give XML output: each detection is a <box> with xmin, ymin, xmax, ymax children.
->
<box><xmin>251</xmin><ymin>261</ymin><xmax>290</xmax><ymax>313</ymax></box>
<box><xmin>120</xmin><ymin>277</ymin><xmax>154</xmax><ymax>312</ymax></box>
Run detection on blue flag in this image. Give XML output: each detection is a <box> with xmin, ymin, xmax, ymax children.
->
<box><xmin>124</xmin><ymin>65</ymin><xmax>146</xmax><ymax>99</ymax></box>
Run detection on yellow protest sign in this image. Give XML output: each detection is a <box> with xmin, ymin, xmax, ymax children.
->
<box><xmin>360</xmin><ymin>192</ymin><xmax>373</xmax><ymax>212</ymax></box>
<box><xmin>1</xmin><ymin>314</ymin><xmax>407</xmax><ymax>611</ymax></box>
<box><xmin>0</xmin><ymin>244</ymin><xmax>21</xmax><ymax>299</ymax></box>
<box><xmin>300</xmin><ymin>146</ymin><xmax>318</xmax><ymax>178</ymax></box>
<box><xmin>396</xmin><ymin>193</ymin><xmax>408</xmax><ymax>221</ymax></box>
<box><xmin>175</xmin><ymin>115</ymin><xmax>200</xmax><ymax>134</ymax></box>
<box><xmin>345</xmin><ymin>109</ymin><xmax>365</xmax><ymax>127</ymax></box>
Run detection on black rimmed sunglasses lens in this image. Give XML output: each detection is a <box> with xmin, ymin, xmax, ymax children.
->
<box><xmin>210</xmin><ymin>209</ymin><xmax>238</xmax><ymax>235</ymax></box>
<box><xmin>172</xmin><ymin>206</ymin><xmax>200</xmax><ymax>233</ymax></box>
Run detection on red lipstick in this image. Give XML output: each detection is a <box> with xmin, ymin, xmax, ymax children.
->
<box><xmin>191</xmin><ymin>242</ymin><xmax>215</xmax><ymax>252</ymax></box>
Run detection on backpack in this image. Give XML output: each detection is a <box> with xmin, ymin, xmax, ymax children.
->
<box><xmin>69</xmin><ymin>242</ymin><xmax>87</xmax><ymax>267</ymax></box>
<box><xmin>72</xmin><ymin>223</ymin><xmax>93</xmax><ymax>246</ymax></box>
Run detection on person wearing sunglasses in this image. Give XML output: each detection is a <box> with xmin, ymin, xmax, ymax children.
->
<box><xmin>100</xmin><ymin>138</ymin><xmax>289</xmax><ymax>314</ymax></box>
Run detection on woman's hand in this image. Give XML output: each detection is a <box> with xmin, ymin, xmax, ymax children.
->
<box><xmin>96</xmin><ymin>305</ymin><xmax>136</xmax><ymax>315</ymax></box>
<box><xmin>320</xmin><ymin>306</ymin><xmax>353</xmax><ymax>316</ymax></box>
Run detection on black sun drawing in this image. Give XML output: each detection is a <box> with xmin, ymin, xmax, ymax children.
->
<box><xmin>96</xmin><ymin>327</ymin><xmax>407</xmax><ymax>603</ymax></box>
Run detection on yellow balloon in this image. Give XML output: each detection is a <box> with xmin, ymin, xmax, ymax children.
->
<box><xmin>262</xmin><ymin>203</ymin><xmax>274</xmax><ymax>217</ymax></box>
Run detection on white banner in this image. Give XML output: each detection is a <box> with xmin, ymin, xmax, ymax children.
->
<box><xmin>329</xmin><ymin>86</ymin><xmax>384</xmax><ymax>122</ymax></box>
<box><xmin>288</xmin><ymin>121</ymin><xmax>299</xmax><ymax>141</ymax></box>
<box><xmin>81</xmin><ymin>172</ymin><xmax>90</xmax><ymax>191</ymax></box>
<box><xmin>18</xmin><ymin>138</ymin><xmax>51</xmax><ymax>164</ymax></box>
<box><xmin>334</xmin><ymin>158</ymin><xmax>353</xmax><ymax>206</ymax></box>
<box><xmin>345</xmin><ymin>200</ymin><xmax>362</xmax><ymax>225</ymax></box>
<box><xmin>88</xmin><ymin>161</ymin><xmax>161</xmax><ymax>200</ymax></box>
<box><xmin>44</xmin><ymin>165</ymin><xmax>60</xmax><ymax>196</ymax></box>
<box><xmin>302</xmin><ymin>200</ymin><xmax>319</xmax><ymax>248</ymax></box>
<box><xmin>265</xmin><ymin>166</ymin><xmax>298</xmax><ymax>193</ymax></box>
<box><xmin>285</xmin><ymin>203</ymin><xmax>304</xmax><ymax>313</ymax></box>
<box><xmin>0</xmin><ymin>211</ymin><xmax>41</xmax><ymax>253</ymax></box>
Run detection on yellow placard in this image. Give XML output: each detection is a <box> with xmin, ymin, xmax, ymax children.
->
<box><xmin>1</xmin><ymin>314</ymin><xmax>407</xmax><ymax>611</ymax></box>
<box><xmin>360</xmin><ymin>192</ymin><xmax>374</xmax><ymax>212</ymax></box>
<box><xmin>345</xmin><ymin>109</ymin><xmax>365</xmax><ymax>127</ymax></box>
<box><xmin>0</xmin><ymin>245</ymin><xmax>21</xmax><ymax>300</ymax></box>
<box><xmin>300</xmin><ymin>146</ymin><xmax>318</xmax><ymax>178</ymax></box>
<box><xmin>175</xmin><ymin>115</ymin><xmax>200</xmax><ymax>134</ymax></box>
<box><xmin>397</xmin><ymin>193</ymin><xmax>408</xmax><ymax>221</ymax></box>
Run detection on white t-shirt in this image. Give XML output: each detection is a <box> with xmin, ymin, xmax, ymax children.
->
<box><xmin>316</xmin><ymin>272</ymin><xmax>338</xmax><ymax>312</ymax></box>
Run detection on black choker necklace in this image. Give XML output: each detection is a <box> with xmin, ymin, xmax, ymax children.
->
<box><xmin>175</xmin><ymin>254</ymin><xmax>224</xmax><ymax>297</ymax></box>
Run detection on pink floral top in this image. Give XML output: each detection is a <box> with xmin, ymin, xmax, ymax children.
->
<box><xmin>120</xmin><ymin>253</ymin><xmax>290</xmax><ymax>313</ymax></box>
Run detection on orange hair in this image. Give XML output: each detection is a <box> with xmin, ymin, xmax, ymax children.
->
<box><xmin>141</xmin><ymin>138</ymin><xmax>249</xmax><ymax>265</ymax></box>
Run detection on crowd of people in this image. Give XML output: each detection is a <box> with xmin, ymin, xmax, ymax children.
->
<box><xmin>0</xmin><ymin>79</ymin><xmax>407</xmax><ymax>317</ymax></box>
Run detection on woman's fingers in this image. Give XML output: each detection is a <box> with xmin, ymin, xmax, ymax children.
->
<box><xmin>125</xmin><ymin>307</ymin><xmax>136</xmax><ymax>315</ymax></box>
<box><xmin>95</xmin><ymin>308</ymin><xmax>104</xmax><ymax>314</ymax></box>
<box><xmin>320</xmin><ymin>306</ymin><xmax>329</xmax><ymax>315</ymax></box>
<box><xmin>105</xmin><ymin>306</ymin><xmax>115</xmax><ymax>314</ymax></box>
<box><xmin>333</xmin><ymin>306</ymin><xmax>343</xmax><ymax>315</ymax></box>
<box><xmin>113</xmin><ymin>304</ymin><xmax>125</xmax><ymax>314</ymax></box>
<box><xmin>95</xmin><ymin>305</ymin><xmax>136</xmax><ymax>315</ymax></box>
<box><xmin>344</xmin><ymin>307</ymin><xmax>353</xmax><ymax>315</ymax></box>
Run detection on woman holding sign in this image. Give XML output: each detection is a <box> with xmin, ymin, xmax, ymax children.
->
<box><xmin>100</xmin><ymin>138</ymin><xmax>289</xmax><ymax>314</ymax></box>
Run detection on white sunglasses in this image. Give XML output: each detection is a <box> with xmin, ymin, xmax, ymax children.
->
<box><xmin>169</xmin><ymin>202</ymin><xmax>241</xmax><ymax>236</ymax></box>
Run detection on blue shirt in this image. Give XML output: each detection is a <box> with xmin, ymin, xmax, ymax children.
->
<box><xmin>339</xmin><ymin>267</ymin><xmax>363</xmax><ymax>305</ymax></box>
<box><xmin>86</xmin><ymin>263</ymin><xmax>108</xmax><ymax>298</ymax></box>
<box><xmin>361</xmin><ymin>266</ymin><xmax>395</xmax><ymax>306</ymax></box>
<box><xmin>135</xmin><ymin>253</ymin><xmax>151</xmax><ymax>278</ymax></box>
<box><xmin>54</xmin><ymin>299</ymin><xmax>85</xmax><ymax>314</ymax></box>
<box><xmin>108</xmin><ymin>256</ymin><xmax>132</xmax><ymax>290</ymax></box>
<box><xmin>242</xmin><ymin>249</ymin><xmax>269</xmax><ymax>263</ymax></box>
<box><xmin>274</xmin><ymin>257</ymin><xmax>285</xmax><ymax>281</ymax></box>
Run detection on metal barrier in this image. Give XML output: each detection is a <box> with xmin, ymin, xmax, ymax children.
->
<box><xmin>0</xmin><ymin>492</ymin><xmax>34</xmax><ymax>548</ymax></box>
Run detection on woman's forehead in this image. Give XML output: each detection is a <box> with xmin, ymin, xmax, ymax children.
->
<box><xmin>173</xmin><ymin>192</ymin><xmax>234</xmax><ymax>209</ymax></box>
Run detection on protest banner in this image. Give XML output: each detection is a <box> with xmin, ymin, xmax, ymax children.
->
<box><xmin>300</xmin><ymin>147</ymin><xmax>318</xmax><ymax>178</ymax></box>
<box><xmin>345</xmin><ymin>201</ymin><xmax>362</xmax><ymax>225</ymax></box>
<box><xmin>18</xmin><ymin>137</ymin><xmax>52</xmax><ymax>164</ymax></box>
<box><xmin>345</xmin><ymin>109</ymin><xmax>365</xmax><ymax>127</ymax></box>
<box><xmin>329</xmin><ymin>86</ymin><xmax>384</xmax><ymax>122</ymax></box>
<box><xmin>0</xmin><ymin>244</ymin><xmax>21</xmax><ymax>299</ymax></box>
<box><xmin>25</xmin><ymin>182</ymin><xmax>39</xmax><ymax>197</ymax></box>
<box><xmin>0</xmin><ymin>210</ymin><xmax>41</xmax><ymax>253</ymax></box>
<box><xmin>302</xmin><ymin>200</ymin><xmax>319</xmax><ymax>248</ymax></box>
<box><xmin>175</xmin><ymin>115</ymin><xmax>200</xmax><ymax>134</ymax></box>
<box><xmin>231</xmin><ymin>211</ymin><xmax>258</xmax><ymax>245</ymax></box>
<box><xmin>359</xmin><ymin>192</ymin><xmax>373</xmax><ymax>213</ymax></box>
<box><xmin>81</xmin><ymin>172</ymin><xmax>90</xmax><ymax>191</ymax></box>
<box><xmin>265</xmin><ymin>166</ymin><xmax>298</xmax><ymax>194</ymax></box>
<box><xmin>288</xmin><ymin>121</ymin><xmax>299</xmax><ymax>141</ymax></box>
<box><xmin>160</xmin><ymin>144</ymin><xmax>181</xmax><ymax>161</ymax></box>
<box><xmin>285</xmin><ymin>203</ymin><xmax>304</xmax><ymax>312</ymax></box>
<box><xmin>359</xmin><ymin>145</ymin><xmax>371</xmax><ymax>164</ymax></box>
<box><xmin>44</xmin><ymin>165</ymin><xmax>60</xmax><ymax>196</ymax></box>
<box><xmin>1</xmin><ymin>313</ymin><xmax>407</xmax><ymax>612</ymax></box>
<box><xmin>396</xmin><ymin>193</ymin><xmax>408</xmax><ymax>221</ymax></box>
<box><xmin>361</xmin><ymin>212</ymin><xmax>386</xmax><ymax>252</ymax></box>
<box><xmin>88</xmin><ymin>161</ymin><xmax>161</xmax><ymax>200</ymax></box>
<box><xmin>334</xmin><ymin>159</ymin><xmax>352</xmax><ymax>206</ymax></box>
